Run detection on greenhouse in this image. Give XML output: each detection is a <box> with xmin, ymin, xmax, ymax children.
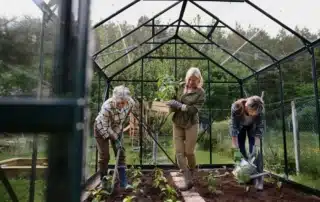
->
<box><xmin>0</xmin><ymin>0</ymin><xmax>320</xmax><ymax>201</ymax></box>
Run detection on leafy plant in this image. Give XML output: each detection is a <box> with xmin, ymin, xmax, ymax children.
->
<box><xmin>152</xmin><ymin>167</ymin><xmax>180</xmax><ymax>202</ymax></box>
<box><xmin>89</xmin><ymin>187</ymin><xmax>110</xmax><ymax>202</ymax></box>
<box><xmin>127</xmin><ymin>166</ymin><xmax>143</xmax><ymax>194</ymax></box>
<box><xmin>123</xmin><ymin>195</ymin><xmax>136</xmax><ymax>202</ymax></box>
<box><xmin>156</xmin><ymin>74</ymin><xmax>182</xmax><ymax>101</ymax></box>
<box><xmin>206</xmin><ymin>172</ymin><xmax>218</xmax><ymax>192</ymax></box>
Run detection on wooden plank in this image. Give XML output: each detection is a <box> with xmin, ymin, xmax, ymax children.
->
<box><xmin>150</xmin><ymin>101</ymin><xmax>170</xmax><ymax>113</ymax></box>
<box><xmin>170</xmin><ymin>172</ymin><xmax>205</xmax><ymax>202</ymax></box>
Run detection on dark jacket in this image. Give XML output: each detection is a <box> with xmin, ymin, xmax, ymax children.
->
<box><xmin>171</xmin><ymin>87</ymin><xmax>205</xmax><ymax>129</ymax></box>
<box><xmin>229</xmin><ymin>101</ymin><xmax>264</xmax><ymax>137</ymax></box>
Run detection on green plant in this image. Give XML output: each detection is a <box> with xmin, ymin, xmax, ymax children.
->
<box><xmin>161</xmin><ymin>184</ymin><xmax>180</xmax><ymax>202</ymax></box>
<box><xmin>152</xmin><ymin>167</ymin><xmax>180</xmax><ymax>202</ymax></box>
<box><xmin>156</xmin><ymin>74</ymin><xmax>182</xmax><ymax>101</ymax></box>
<box><xmin>123</xmin><ymin>195</ymin><xmax>136</xmax><ymax>202</ymax></box>
<box><xmin>205</xmin><ymin>172</ymin><xmax>218</xmax><ymax>192</ymax></box>
<box><xmin>89</xmin><ymin>187</ymin><xmax>110</xmax><ymax>202</ymax></box>
<box><xmin>127</xmin><ymin>166</ymin><xmax>143</xmax><ymax>194</ymax></box>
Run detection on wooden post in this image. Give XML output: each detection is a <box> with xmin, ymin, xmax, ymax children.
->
<box><xmin>291</xmin><ymin>100</ymin><xmax>300</xmax><ymax>174</ymax></box>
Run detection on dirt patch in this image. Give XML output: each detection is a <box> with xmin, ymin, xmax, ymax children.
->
<box><xmin>191</xmin><ymin>169</ymin><xmax>320</xmax><ymax>202</ymax></box>
<box><xmin>96</xmin><ymin>171</ymin><xmax>184</xmax><ymax>202</ymax></box>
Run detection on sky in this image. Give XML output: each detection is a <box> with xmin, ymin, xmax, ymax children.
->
<box><xmin>0</xmin><ymin>0</ymin><xmax>319</xmax><ymax>39</ymax></box>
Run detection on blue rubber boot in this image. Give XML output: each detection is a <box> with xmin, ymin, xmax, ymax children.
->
<box><xmin>118</xmin><ymin>166</ymin><xmax>133</xmax><ymax>190</ymax></box>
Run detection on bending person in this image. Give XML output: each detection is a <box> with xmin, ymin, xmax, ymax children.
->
<box><xmin>94</xmin><ymin>85</ymin><xmax>135</xmax><ymax>190</ymax></box>
<box><xmin>230</xmin><ymin>95</ymin><xmax>265</xmax><ymax>190</ymax></box>
<box><xmin>167</xmin><ymin>67</ymin><xmax>205</xmax><ymax>191</ymax></box>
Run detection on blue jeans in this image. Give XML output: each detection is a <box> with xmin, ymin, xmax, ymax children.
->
<box><xmin>238</xmin><ymin>125</ymin><xmax>255</xmax><ymax>160</ymax></box>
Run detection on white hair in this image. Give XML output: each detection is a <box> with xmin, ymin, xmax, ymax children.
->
<box><xmin>112</xmin><ymin>85</ymin><xmax>131</xmax><ymax>102</ymax></box>
<box><xmin>185</xmin><ymin>67</ymin><xmax>203</xmax><ymax>88</ymax></box>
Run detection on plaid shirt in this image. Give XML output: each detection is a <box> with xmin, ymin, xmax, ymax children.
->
<box><xmin>229</xmin><ymin>102</ymin><xmax>264</xmax><ymax>137</ymax></box>
<box><xmin>95</xmin><ymin>98</ymin><xmax>135</xmax><ymax>140</ymax></box>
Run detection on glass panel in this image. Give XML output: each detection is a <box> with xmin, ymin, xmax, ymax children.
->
<box><xmin>281</xmin><ymin>52</ymin><xmax>320</xmax><ymax>190</ymax></box>
<box><xmin>207</xmin><ymin>83</ymin><xmax>239</xmax><ymax>164</ymax></box>
<box><xmin>112</xmin><ymin>62</ymin><xmax>142</xmax><ymax>81</ymax></box>
<box><xmin>0</xmin><ymin>133</ymin><xmax>48</xmax><ymax>202</ymax></box>
<box><xmin>144</xmin><ymin>58</ymin><xmax>175</xmax><ymax>81</ymax></box>
<box><xmin>92</xmin><ymin>0</ymin><xmax>182</xmax><ymax>33</ymax></box>
<box><xmin>197</xmin><ymin>1</ymin><xmax>305</xmax><ymax>57</ymax></box>
<box><xmin>148</xmin><ymin>41</ymin><xmax>176</xmax><ymax>58</ymax></box>
<box><xmin>177</xmin><ymin>59</ymin><xmax>238</xmax><ymax>82</ymax></box>
<box><xmin>178</xmin><ymin>31</ymin><xmax>253</xmax><ymax>79</ymax></box>
<box><xmin>93</xmin><ymin>0</ymin><xmax>181</xmax><ymax>54</ymax></box>
<box><xmin>176</xmin><ymin>42</ymin><xmax>204</xmax><ymax>59</ymax></box>
<box><xmin>0</xmin><ymin>1</ymin><xmax>56</xmax><ymax>98</ymax></box>
<box><xmin>99</xmin><ymin>35</ymin><xmax>175</xmax><ymax>77</ymax></box>
<box><xmin>182</xmin><ymin>1</ymin><xmax>218</xmax><ymax>36</ymax></box>
<box><xmin>249</xmin><ymin>0</ymin><xmax>320</xmax><ymax>43</ymax></box>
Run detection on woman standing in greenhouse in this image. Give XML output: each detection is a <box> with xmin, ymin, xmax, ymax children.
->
<box><xmin>230</xmin><ymin>95</ymin><xmax>265</xmax><ymax>190</ymax></box>
<box><xmin>167</xmin><ymin>67</ymin><xmax>205</xmax><ymax>191</ymax></box>
<box><xmin>94</xmin><ymin>85</ymin><xmax>135</xmax><ymax>190</ymax></box>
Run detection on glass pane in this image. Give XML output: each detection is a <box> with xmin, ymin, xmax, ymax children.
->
<box><xmin>197</xmin><ymin>1</ymin><xmax>305</xmax><ymax>57</ymax></box>
<box><xmin>0</xmin><ymin>1</ymin><xmax>56</xmax><ymax>98</ymax></box>
<box><xmin>0</xmin><ymin>133</ymin><xmax>48</xmax><ymax>202</ymax></box>
<box><xmin>99</xmin><ymin>35</ymin><xmax>175</xmax><ymax>77</ymax></box>
<box><xmin>182</xmin><ymin>1</ymin><xmax>218</xmax><ymax>36</ymax></box>
<box><xmin>178</xmin><ymin>31</ymin><xmax>253</xmax><ymax>79</ymax></box>
<box><xmin>281</xmin><ymin>52</ymin><xmax>320</xmax><ymax>189</ymax></box>
<box><xmin>249</xmin><ymin>0</ymin><xmax>320</xmax><ymax>43</ymax></box>
<box><xmin>177</xmin><ymin>59</ymin><xmax>238</xmax><ymax>82</ymax></box>
<box><xmin>92</xmin><ymin>0</ymin><xmax>182</xmax><ymax>33</ymax></box>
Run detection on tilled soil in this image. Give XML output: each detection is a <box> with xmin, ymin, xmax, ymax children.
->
<box><xmin>191</xmin><ymin>169</ymin><xmax>320</xmax><ymax>202</ymax></box>
<box><xmin>104</xmin><ymin>171</ymin><xmax>184</xmax><ymax>202</ymax></box>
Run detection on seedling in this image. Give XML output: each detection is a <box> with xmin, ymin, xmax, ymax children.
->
<box><xmin>123</xmin><ymin>195</ymin><xmax>136</xmax><ymax>202</ymax></box>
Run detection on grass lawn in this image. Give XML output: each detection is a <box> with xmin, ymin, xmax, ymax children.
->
<box><xmin>0</xmin><ymin>179</ymin><xmax>46</xmax><ymax>202</ymax></box>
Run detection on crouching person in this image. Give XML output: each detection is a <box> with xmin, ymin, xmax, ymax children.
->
<box><xmin>230</xmin><ymin>95</ymin><xmax>265</xmax><ymax>190</ymax></box>
<box><xmin>94</xmin><ymin>85</ymin><xmax>135</xmax><ymax>190</ymax></box>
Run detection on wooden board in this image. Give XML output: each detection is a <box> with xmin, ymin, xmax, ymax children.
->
<box><xmin>149</xmin><ymin>101</ymin><xmax>169</xmax><ymax>113</ymax></box>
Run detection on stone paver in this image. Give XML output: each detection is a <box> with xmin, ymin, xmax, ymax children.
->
<box><xmin>170</xmin><ymin>171</ymin><xmax>206</xmax><ymax>202</ymax></box>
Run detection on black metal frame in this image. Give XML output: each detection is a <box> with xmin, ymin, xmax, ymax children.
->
<box><xmin>2</xmin><ymin>0</ymin><xmax>320</xmax><ymax>201</ymax></box>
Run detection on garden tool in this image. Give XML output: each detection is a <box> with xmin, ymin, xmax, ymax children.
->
<box><xmin>232</xmin><ymin>148</ymin><xmax>268</xmax><ymax>190</ymax></box>
<box><xmin>104</xmin><ymin>133</ymin><xmax>124</xmax><ymax>195</ymax></box>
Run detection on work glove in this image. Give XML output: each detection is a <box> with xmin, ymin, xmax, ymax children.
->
<box><xmin>167</xmin><ymin>100</ymin><xmax>183</xmax><ymax>109</ymax></box>
<box><xmin>232</xmin><ymin>148</ymin><xmax>242</xmax><ymax>163</ymax></box>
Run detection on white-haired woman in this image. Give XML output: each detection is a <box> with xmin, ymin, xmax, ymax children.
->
<box><xmin>94</xmin><ymin>85</ymin><xmax>135</xmax><ymax>190</ymax></box>
<box><xmin>167</xmin><ymin>67</ymin><xmax>205</xmax><ymax>191</ymax></box>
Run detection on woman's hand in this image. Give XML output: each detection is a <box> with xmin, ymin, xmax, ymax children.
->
<box><xmin>167</xmin><ymin>100</ymin><xmax>183</xmax><ymax>109</ymax></box>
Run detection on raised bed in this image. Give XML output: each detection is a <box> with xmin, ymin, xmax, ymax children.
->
<box><xmin>0</xmin><ymin>158</ymin><xmax>47</xmax><ymax>178</ymax></box>
<box><xmin>83</xmin><ymin>168</ymin><xmax>320</xmax><ymax>202</ymax></box>
<box><xmin>86</xmin><ymin>168</ymin><xmax>184</xmax><ymax>202</ymax></box>
<box><xmin>191</xmin><ymin>168</ymin><xmax>320</xmax><ymax>202</ymax></box>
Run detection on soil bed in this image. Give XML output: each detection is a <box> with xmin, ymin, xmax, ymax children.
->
<box><xmin>191</xmin><ymin>169</ymin><xmax>320</xmax><ymax>202</ymax></box>
<box><xmin>103</xmin><ymin>171</ymin><xmax>184</xmax><ymax>202</ymax></box>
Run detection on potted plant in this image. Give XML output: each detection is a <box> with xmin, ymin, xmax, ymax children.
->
<box><xmin>150</xmin><ymin>74</ymin><xmax>182</xmax><ymax>112</ymax></box>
